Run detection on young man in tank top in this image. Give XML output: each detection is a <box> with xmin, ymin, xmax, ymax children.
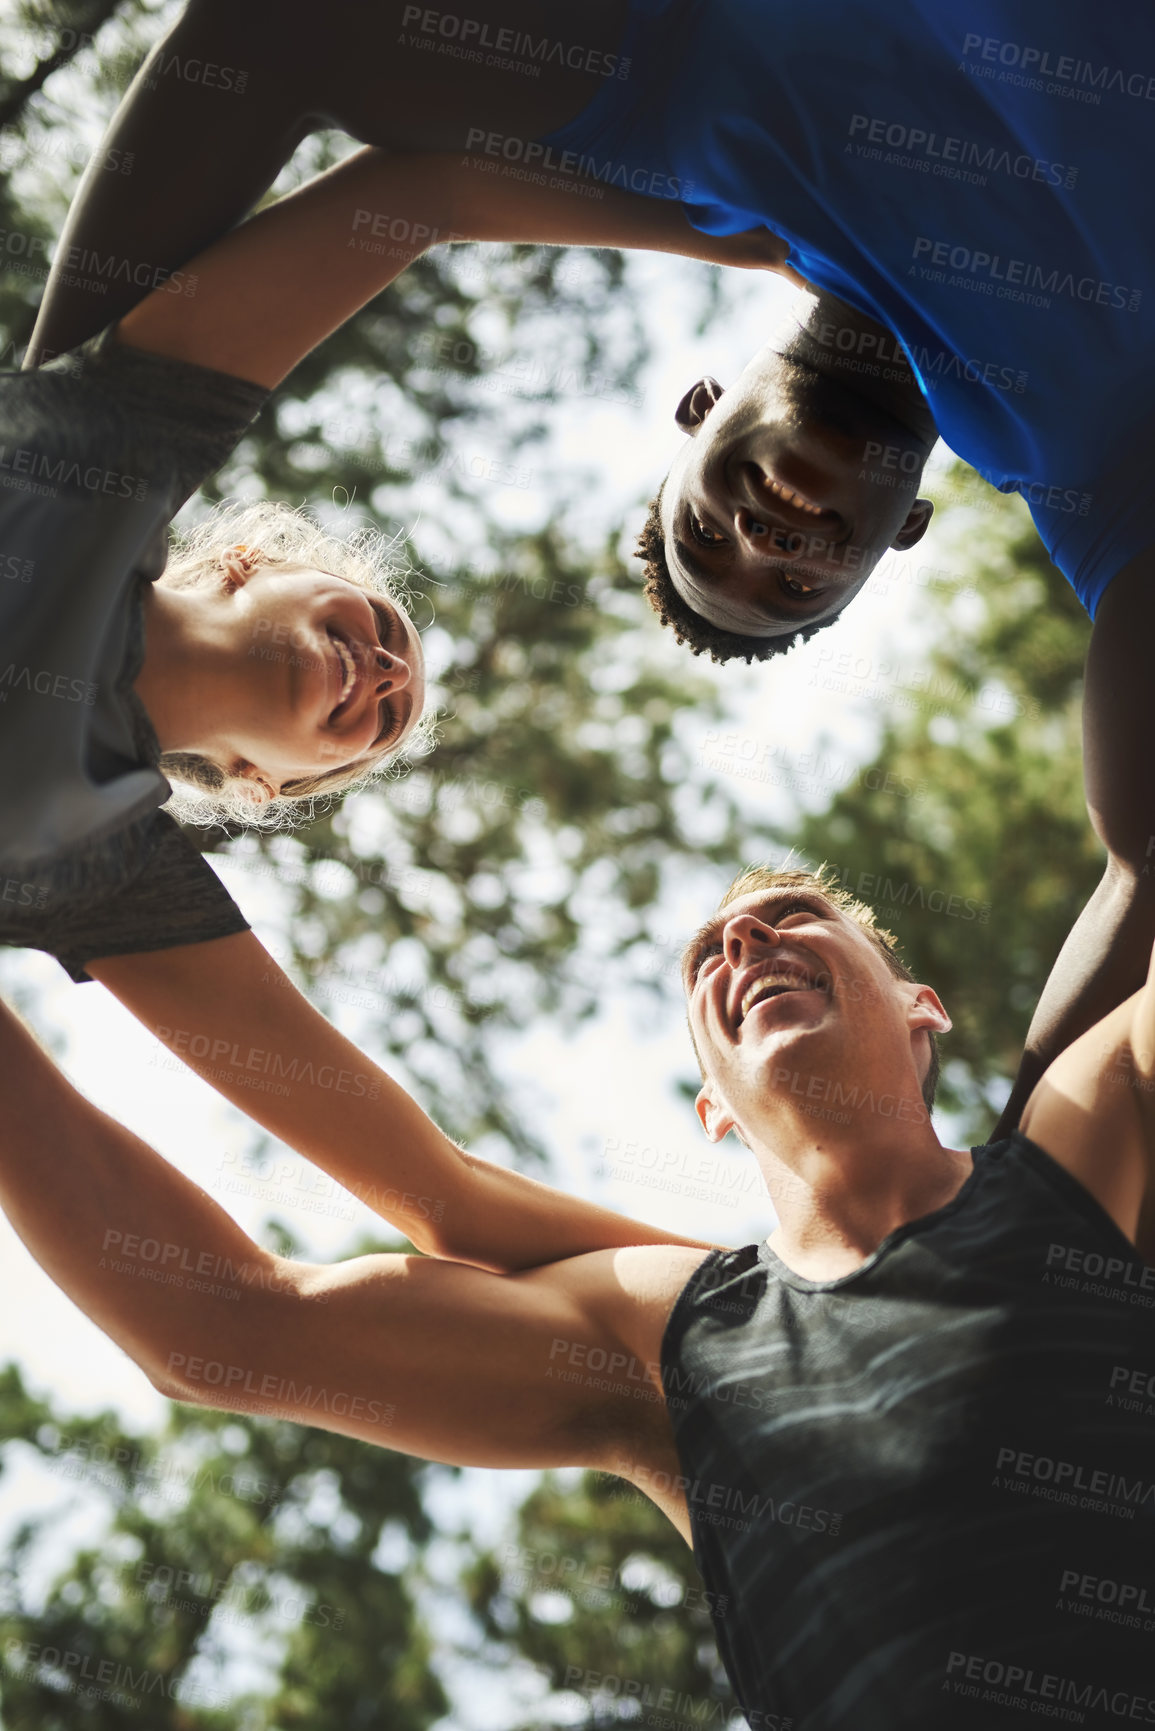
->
<box><xmin>3</xmin><ymin>862</ymin><xmax>1153</xmax><ymax>1727</ymax></box>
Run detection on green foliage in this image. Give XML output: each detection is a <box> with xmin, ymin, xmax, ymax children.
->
<box><xmin>0</xmin><ymin>1360</ymin><xmax>448</xmax><ymax>1729</ymax></box>
<box><xmin>463</xmin><ymin>1471</ymin><xmax>738</xmax><ymax>1728</ymax></box>
<box><xmin>777</xmin><ymin>471</ymin><xmax>1100</xmax><ymax>1133</ymax></box>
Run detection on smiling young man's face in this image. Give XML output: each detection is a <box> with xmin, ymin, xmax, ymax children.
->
<box><xmin>660</xmin><ymin>354</ymin><xmax>936</xmax><ymax>642</ymax></box>
<box><xmin>682</xmin><ymin>884</ymin><xmax>946</xmax><ymax>1144</ymax></box>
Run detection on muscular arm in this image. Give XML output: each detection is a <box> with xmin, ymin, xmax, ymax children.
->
<box><xmin>1018</xmin><ymin>920</ymin><xmax>1155</xmax><ymax>1251</ymax></box>
<box><xmin>111</xmin><ymin>144</ymin><xmax>786</xmax><ymax>390</ymax></box>
<box><xmin>994</xmin><ymin>548</ymin><xmax>1155</xmax><ymax>1139</ymax></box>
<box><xmin>25</xmin><ymin>0</ymin><xmax>315</xmax><ymax>366</ymax></box>
<box><xmin>0</xmin><ymin>993</ymin><xmax>706</xmax><ymax>1510</ymax></box>
<box><xmin>28</xmin><ymin>0</ymin><xmax>779</xmax><ymax>367</ymax></box>
<box><xmin>88</xmin><ymin>932</ymin><xmax>721</xmax><ymax>1273</ymax></box>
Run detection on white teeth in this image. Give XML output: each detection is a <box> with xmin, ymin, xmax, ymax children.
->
<box><xmin>764</xmin><ymin>477</ymin><xmax>825</xmax><ymax>517</ymax></box>
<box><xmin>739</xmin><ymin>973</ymin><xmax>810</xmax><ymax>1022</ymax></box>
<box><xmin>332</xmin><ymin>636</ymin><xmax>356</xmax><ymax>702</ymax></box>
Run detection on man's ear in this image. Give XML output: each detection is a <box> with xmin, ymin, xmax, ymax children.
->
<box><xmin>218</xmin><ymin>544</ymin><xmax>264</xmax><ymax>593</ymax></box>
<box><xmin>908</xmin><ymin>984</ymin><xmax>952</xmax><ymax>1037</ymax></box>
<box><xmin>695</xmin><ymin>1079</ymin><xmax>736</xmax><ymax>1144</ymax></box>
<box><xmin>674</xmin><ymin>376</ymin><xmax>726</xmax><ymax>434</ymax></box>
<box><xmin>891</xmin><ymin>498</ymin><xmax>934</xmax><ymax>551</ymax></box>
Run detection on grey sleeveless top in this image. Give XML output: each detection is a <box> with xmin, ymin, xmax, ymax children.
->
<box><xmin>660</xmin><ymin>1132</ymin><xmax>1155</xmax><ymax>1730</ymax></box>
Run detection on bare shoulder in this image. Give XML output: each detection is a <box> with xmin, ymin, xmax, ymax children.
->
<box><xmin>593</xmin><ymin>1241</ymin><xmax>722</xmax><ymax>1365</ymax></box>
<box><xmin>577</xmin><ymin>1242</ymin><xmax>720</xmax><ymax>1543</ymax></box>
<box><xmin>544</xmin><ymin>1239</ymin><xmax>721</xmax><ymax>1410</ymax></box>
<box><xmin>1019</xmin><ymin>994</ymin><xmax>1152</xmax><ymax>1252</ymax></box>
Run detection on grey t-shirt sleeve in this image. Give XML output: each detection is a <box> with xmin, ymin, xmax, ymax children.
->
<box><xmin>68</xmin><ymin>325</ymin><xmax>270</xmax><ymax>512</ymax></box>
<box><xmin>0</xmin><ymin>814</ymin><xmax>250</xmax><ymax>984</ymax></box>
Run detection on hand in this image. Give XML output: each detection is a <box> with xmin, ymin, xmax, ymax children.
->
<box><xmin>687</xmin><ymin>222</ymin><xmax>805</xmax><ymax>281</ymax></box>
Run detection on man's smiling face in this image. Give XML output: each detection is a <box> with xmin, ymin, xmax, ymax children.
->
<box><xmin>660</xmin><ymin>359</ymin><xmax>935</xmax><ymax>641</ymax></box>
<box><xmin>682</xmin><ymin>882</ymin><xmax>944</xmax><ymax>1142</ymax></box>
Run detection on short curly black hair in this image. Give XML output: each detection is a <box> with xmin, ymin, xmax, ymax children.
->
<box><xmin>635</xmin><ymin>484</ymin><xmax>840</xmax><ymax>665</ymax></box>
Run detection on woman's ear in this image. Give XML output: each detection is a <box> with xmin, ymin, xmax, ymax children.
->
<box><xmin>228</xmin><ymin>762</ymin><xmax>279</xmax><ymax>810</ymax></box>
<box><xmin>218</xmin><ymin>544</ymin><xmax>264</xmax><ymax>593</ymax></box>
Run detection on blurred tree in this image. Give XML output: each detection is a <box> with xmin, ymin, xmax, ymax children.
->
<box><xmin>463</xmin><ymin>1469</ymin><xmax>740</xmax><ymax>1729</ymax></box>
<box><xmin>0</xmin><ymin>1289</ymin><xmax>451</xmax><ymax>1730</ymax></box>
<box><xmin>769</xmin><ymin>470</ymin><xmax>1100</xmax><ymax>1134</ymax></box>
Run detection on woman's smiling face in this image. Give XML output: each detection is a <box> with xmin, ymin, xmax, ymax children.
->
<box><xmin>185</xmin><ymin>563</ymin><xmax>427</xmax><ymax>799</ymax></box>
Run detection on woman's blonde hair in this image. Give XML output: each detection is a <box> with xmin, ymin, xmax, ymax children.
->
<box><xmin>156</xmin><ymin>499</ymin><xmax>436</xmax><ymax>830</ymax></box>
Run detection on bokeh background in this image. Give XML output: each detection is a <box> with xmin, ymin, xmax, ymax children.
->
<box><xmin>0</xmin><ymin>2</ymin><xmax>1104</xmax><ymax>1725</ymax></box>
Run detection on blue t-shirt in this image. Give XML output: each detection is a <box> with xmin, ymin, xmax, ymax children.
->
<box><xmin>540</xmin><ymin>0</ymin><xmax>1155</xmax><ymax>616</ymax></box>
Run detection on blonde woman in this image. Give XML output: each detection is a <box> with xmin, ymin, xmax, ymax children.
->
<box><xmin>4</xmin><ymin>131</ymin><xmax>783</xmax><ymax>1252</ymax></box>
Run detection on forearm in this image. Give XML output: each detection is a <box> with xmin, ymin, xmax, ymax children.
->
<box><xmin>994</xmin><ymin>860</ymin><xmax>1155</xmax><ymax>1138</ymax></box>
<box><xmin>996</xmin><ymin>548</ymin><xmax>1155</xmax><ymax>1139</ymax></box>
<box><xmin>88</xmin><ymin>933</ymin><xmax>719</xmax><ymax>1273</ymax></box>
<box><xmin>26</xmin><ymin>0</ymin><xmax>310</xmax><ymax>366</ymax></box>
<box><xmin>0</xmin><ymin>996</ymin><xmax>280</xmax><ymax>1391</ymax></box>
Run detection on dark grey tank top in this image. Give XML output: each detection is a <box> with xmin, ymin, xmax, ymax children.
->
<box><xmin>660</xmin><ymin>1132</ymin><xmax>1155</xmax><ymax>1730</ymax></box>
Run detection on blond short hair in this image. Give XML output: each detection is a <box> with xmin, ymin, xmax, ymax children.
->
<box><xmin>156</xmin><ymin>499</ymin><xmax>436</xmax><ymax>830</ymax></box>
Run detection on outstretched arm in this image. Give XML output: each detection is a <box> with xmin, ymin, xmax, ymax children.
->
<box><xmin>111</xmin><ymin>144</ymin><xmax>787</xmax><ymax>389</ymax></box>
<box><xmin>88</xmin><ymin>932</ymin><xmax>722</xmax><ymax>1273</ymax></box>
<box><xmin>25</xmin><ymin>0</ymin><xmax>315</xmax><ymax>367</ymax></box>
<box><xmin>994</xmin><ymin>548</ymin><xmax>1155</xmax><ymax>1138</ymax></box>
<box><xmin>28</xmin><ymin>0</ymin><xmax>786</xmax><ymax>367</ymax></box>
<box><xmin>0</xmin><ymin>993</ymin><xmax>704</xmax><ymax>1480</ymax></box>
<box><xmin>1018</xmin><ymin>917</ymin><xmax>1155</xmax><ymax>1251</ymax></box>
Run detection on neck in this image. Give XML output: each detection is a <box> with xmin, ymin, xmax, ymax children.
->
<box><xmin>747</xmin><ymin>1086</ymin><xmax>970</xmax><ymax>1279</ymax></box>
<box><xmin>134</xmin><ymin>582</ymin><xmax>234</xmax><ymax>758</ymax></box>
<box><xmin>775</xmin><ymin>285</ymin><xmax>939</xmax><ymax>449</ymax></box>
